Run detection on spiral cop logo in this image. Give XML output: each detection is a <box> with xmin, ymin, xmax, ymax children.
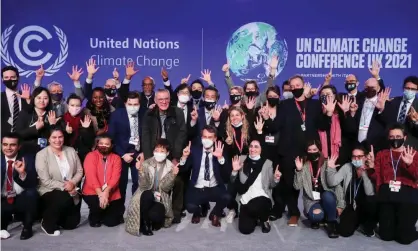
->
<box><xmin>1</xmin><ymin>25</ymin><xmax>68</xmax><ymax>77</ymax></box>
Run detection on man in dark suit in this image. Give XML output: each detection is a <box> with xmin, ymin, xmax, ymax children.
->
<box><xmin>180</xmin><ymin>125</ymin><xmax>230</xmax><ymax>227</ymax></box>
<box><xmin>1</xmin><ymin>132</ymin><xmax>38</xmax><ymax>240</ymax></box>
<box><xmin>108</xmin><ymin>91</ymin><xmax>143</xmax><ymax>216</ymax></box>
<box><xmin>379</xmin><ymin>76</ymin><xmax>418</xmax><ymax>148</ymax></box>
<box><xmin>142</xmin><ymin>88</ymin><xmax>187</xmax><ymax>223</ymax></box>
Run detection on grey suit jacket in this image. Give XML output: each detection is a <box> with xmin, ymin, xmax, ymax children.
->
<box><xmin>35</xmin><ymin>146</ymin><xmax>83</xmax><ymax>201</ymax></box>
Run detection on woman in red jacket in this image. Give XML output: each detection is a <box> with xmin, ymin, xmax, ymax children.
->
<box><xmin>82</xmin><ymin>134</ymin><xmax>123</xmax><ymax>228</ymax></box>
<box><xmin>372</xmin><ymin>123</ymin><xmax>418</xmax><ymax>245</ymax></box>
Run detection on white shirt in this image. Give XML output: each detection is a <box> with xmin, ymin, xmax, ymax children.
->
<box><xmin>397</xmin><ymin>97</ymin><xmax>415</xmax><ymax>121</ymax></box>
<box><xmin>240</xmin><ymin>174</ymin><xmax>269</xmax><ymax>205</ymax></box>
<box><xmin>128</xmin><ymin>113</ymin><xmax>140</xmax><ymax>149</ymax></box>
<box><xmin>194</xmin><ymin>148</ymin><xmax>225</xmax><ymax>188</ymax></box>
<box><xmin>5</xmin><ymin>88</ymin><xmax>22</xmax><ymax>118</ymax></box>
<box><xmin>2</xmin><ymin>156</ymin><xmax>25</xmax><ymax>196</ymax></box>
<box><xmin>358</xmin><ymin>96</ymin><xmax>378</xmax><ymax>142</ymax></box>
<box><xmin>54</xmin><ymin>154</ymin><xmax>71</xmax><ymax>180</ymax></box>
<box><xmin>177</xmin><ymin>102</ymin><xmax>188</xmax><ymax>123</ymax></box>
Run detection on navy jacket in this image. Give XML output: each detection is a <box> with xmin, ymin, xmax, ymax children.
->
<box><xmin>1</xmin><ymin>153</ymin><xmax>38</xmax><ymax>191</ymax></box>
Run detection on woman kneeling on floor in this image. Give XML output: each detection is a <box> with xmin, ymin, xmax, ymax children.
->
<box><xmin>125</xmin><ymin>139</ymin><xmax>179</xmax><ymax>236</ymax></box>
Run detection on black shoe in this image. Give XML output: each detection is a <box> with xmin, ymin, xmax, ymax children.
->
<box><xmin>89</xmin><ymin>222</ymin><xmax>102</xmax><ymax>228</ymax></box>
<box><xmin>326</xmin><ymin>222</ymin><xmax>339</xmax><ymax>239</ymax></box>
<box><xmin>180</xmin><ymin>211</ymin><xmax>187</xmax><ymax>218</ymax></box>
<box><xmin>20</xmin><ymin>228</ymin><xmax>33</xmax><ymax>240</ymax></box>
<box><xmin>311</xmin><ymin>222</ymin><xmax>320</xmax><ymax>229</ymax></box>
<box><xmin>261</xmin><ymin>222</ymin><xmax>271</xmax><ymax>233</ymax></box>
<box><xmin>140</xmin><ymin>222</ymin><xmax>154</xmax><ymax>236</ymax></box>
<box><xmin>172</xmin><ymin>216</ymin><xmax>181</xmax><ymax>224</ymax></box>
<box><xmin>269</xmin><ymin>213</ymin><xmax>282</xmax><ymax>221</ymax></box>
<box><xmin>359</xmin><ymin>226</ymin><xmax>375</xmax><ymax>237</ymax></box>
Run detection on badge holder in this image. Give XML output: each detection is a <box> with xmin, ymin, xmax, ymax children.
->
<box><xmin>389</xmin><ymin>180</ymin><xmax>401</xmax><ymax>192</ymax></box>
<box><xmin>129</xmin><ymin>137</ymin><xmax>139</xmax><ymax>146</ymax></box>
<box><xmin>153</xmin><ymin>191</ymin><xmax>161</xmax><ymax>202</ymax></box>
<box><xmin>38</xmin><ymin>138</ymin><xmax>47</xmax><ymax>148</ymax></box>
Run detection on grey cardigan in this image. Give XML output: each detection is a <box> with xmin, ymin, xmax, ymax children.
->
<box><xmin>293</xmin><ymin>160</ymin><xmax>345</xmax><ymax>214</ymax></box>
<box><xmin>230</xmin><ymin>157</ymin><xmax>279</xmax><ymax>203</ymax></box>
<box><xmin>326</xmin><ymin>163</ymin><xmax>375</xmax><ymax>205</ymax></box>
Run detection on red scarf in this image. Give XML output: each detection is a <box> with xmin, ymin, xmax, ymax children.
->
<box><xmin>63</xmin><ymin>112</ymin><xmax>81</xmax><ymax>146</ymax></box>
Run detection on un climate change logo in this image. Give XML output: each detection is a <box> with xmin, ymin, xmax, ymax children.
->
<box><xmin>1</xmin><ymin>25</ymin><xmax>68</xmax><ymax>77</ymax></box>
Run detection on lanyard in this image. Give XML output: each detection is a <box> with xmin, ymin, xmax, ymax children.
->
<box><xmin>295</xmin><ymin>100</ymin><xmax>306</xmax><ymax>122</ymax></box>
<box><xmin>353</xmin><ymin>177</ymin><xmax>363</xmax><ymax>199</ymax></box>
<box><xmin>103</xmin><ymin>158</ymin><xmax>108</xmax><ymax>184</ymax></box>
<box><xmin>390</xmin><ymin>149</ymin><xmax>401</xmax><ymax>181</ymax></box>
<box><xmin>154</xmin><ymin>164</ymin><xmax>164</xmax><ymax>191</ymax></box>
<box><xmin>309</xmin><ymin>162</ymin><xmax>321</xmax><ymax>188</ymax></box>
<box><xmin>232</xmin><ymin>128</ymin><xmax>244</xmax><ymax>153</ymax></box>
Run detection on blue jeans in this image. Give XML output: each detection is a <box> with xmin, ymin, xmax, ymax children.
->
<box><xmin>307</xmin><ymin>191</ymin><xmax>337</xmax><ymax>223</ymax></box>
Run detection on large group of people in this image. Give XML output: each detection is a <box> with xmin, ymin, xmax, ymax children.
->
<box><xmin>1</xmin><ymin>57</ymin><xmax>417</xmax><ymax>245</ymax></box>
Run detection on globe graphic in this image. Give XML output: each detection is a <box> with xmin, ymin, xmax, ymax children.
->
<box><xmin>226</xmin><ymin>22</ymin><xmax>288</xmax><ymax>84</ymax></box>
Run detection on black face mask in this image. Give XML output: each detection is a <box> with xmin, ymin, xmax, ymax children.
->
<box><xmin>191</xmin><ymin>90</ymin><xmax>202</xmax><ymax>99</ymax></box>
<box><xmin>389</xmin><ymin>138</ymin><xmax>404</xmax><ymax>149</ymax></box>
<box><xmin>104</xmin><ymin>88</ymin><xmax>117</xmax><ymax>97</ymax></box>
<box><xmin>291</xmin><ymin>88</ymin><xmax>304</xmax><ymax>98</ymax></box>
<box><xmin>345</xmin><ymin>82</ymin><xmax>357</xmax><ymax>92</ymax></box>
<box><xmin>51</xmin><ymin>93</ymin><xmax>63</xmax><ymax>102</ymax></box>
<box><xmin>307</xmin><ymin>152</ymin><xmax>320</xmax><ymax>161</ymax></box>
<box><xmin>245</xmin><ymin>91</ymin><xmax>259</xmax><ymax>98</ymax></box>
<box><xmin>267</xmin><ymin>97</ymin><xmax>280</xmax><ymax>106</ymax></box>
<box><xmin>3</xmin><ymin>80</ymin><xmax>18</xmax><ymax>90</ymax></box>
<box><xmin>230</xmin><ymin>94</ymin><xmax>242</xmax><ymax>104</ymax></box>
<box><xmin>203</xmin><ymin>101</ymin><xmax>216</xmax><ymax>110</ymax></box>
<box><xmin>364</xmin><ymin>88</ymin><xmax>377</xmax><ymax>98</ymax></box>
<box><xmin>97</xmin><ymin>146</ymin><xmax>112</xmax><ymax>155</ymax></box>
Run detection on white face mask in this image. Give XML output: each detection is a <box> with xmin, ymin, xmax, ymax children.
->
<box><xmin>153</xmin><ymin>152</ymin><xmax>167</xmax><ymax>162</ymax></box>
<box><xmin>249</xmin><ymin>155</ymin><xmax>261</xmax><ymax>160</ymax></box>
<box><xmin>232</xmin><ymin>121</ymin><xmax>243</xmax><ymax>128</ymax></box>
<box><xmin>202</xmin><ymin>138</ymin><xmax>214</xmax><ymax>149</ymax></box>
<box><xmin>126</xmin><ymin>105</ymin><xmax>140</xmax><ymax>115</ymax></box>
<box><xmin>68</xmin><ymin>106</ymin><xmax>82</xmax><ymax>116</ymax></box>
<box><xmin>178</xmin><ymin>95</ymin><xmax>190</xmax><ymax>104</ymax></box>
<box><xmin>282</xmin><ymin>91</ymin><xmax>293</xmax><ymax>100</ymax></box>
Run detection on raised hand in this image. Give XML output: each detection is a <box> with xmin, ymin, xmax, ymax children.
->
<box><xmin>222</xmin><ymin>63</ymin><xmax>230</xmax><ymax>72</ymax></box>
<box><xmin>324</xmin><ymin>67</ymin><xmax>332</xmax><ymax>85</ymax></box>
<box><xmin>269</xmin><ymin>55</ymin><xmax>279</xmax><ymax>75</ymax></box>
<box><xmin>327</xmin><ymin>154</ymin><xmax>340</xmax><ymax>169</ymax></box>
<box><xmin>135</xmin><ymin>153</ymin><xmax>144</xmax><ymax>172</ymax></box>
<box><xmin>66</xmin><ymin>122</ymin><xmax>73</xmax><ymax>134</ymax></box>
<box><xmin>161</xmin><ymin>67</ymin><xmax>169</xmax><ymax>80</ymax></box>
<box><xmin>401</xmin><ymin>145</ymin><xmax>416</xmax><ymax>166</ymax></box>
<box><xmin>376</xmin><ymin>87</ymin><xmax>391</xmax><ymax>111</ymax></box>
<box><xmin>310</xmin><ymin>84</ymin><xmax>321</xmax><ymax>97</ymax></box>
<box><xmin>81</xmin><ymin>115</ymin><xmax>92</xmax><ymax>128</ymax></box>
<box><xmin>254</xmin><ymin>116</ymin><xmax>264</xmax><ymax>133</ymax></box>
<box><xmin>232</xmin><ymin>156</ymin><xmax>243</xmax><ymax>171</ymax></box>
<box><xmin>274</xmin><ymin>165</ymin><xmax>282</xmax><ymax>180</ymax></box>
<box><xmin>303</xmin><ymin>82</ymin><xmax>312</xmax><ymax>98</ymax></box>
<box><xmin>349</xmin><ymin>98</ymin><xmax>359</xmax><ymax>116</ymax></box>
<box><xmin>222</xmin><ymin>100</ymin><xmax>229</xmax><ymax>110</ymax></box>
<box><xmin>408</xmin><ymin>107</ymin><xmax>418</xmax><ymax>122</ymax></box>
<box><xmin>295</xmin><ymin>156</ymin><xmax>303</xmax><ymax>171</ymax></box>
<box><xmin>35</xmin><ymin>65</ymin><xmax>45</xmax><ymax>80</ymax></box>
<box><xmin>181</xmin><ymin>74</ymin><xmax>191</xmax><ymax>84</ymax></box>
<box><xmin>86</xmin><ymin>58</ymin><xmax>100</xmax><ymax>78</ymax></box>
<box><xmin>67</xmin><ymin>65</ymin><xmax>84</xmax><ymax>82</ymax></box>
<box><xmin>369</xmin><ymin>60</ymin><xmax>381</xmax><ymax>79</ymax></box>
<box><xmin>322</xmin><ymin>95</ymin><xmax>337</xmax><ymax>116</ymax></box>
<box><xmin>225</xmin><ymin>131</ymin><xmax>233</xmax><ymax>145</ymax></box>
<box><xmin>125</xmin><ymin>61</ymin><xmax>139</xmax><ymax>80</ymax></box>
<box><xmin>14</xmin><ymin>157</ymin><xmax>26</xmax><ymax>174</ymax></box>
<box><xmin>190</xmin><ymin>106</ymin><xmax>198</xmax><ymax>122</ymax></box>
<box><xmin>366</xmin><ymin>145</ymin><xmax>375</xmax><ymax>168</ymax></box>
<box><xmin>259</xmin><ymin>103</ymin><xmax>269</xmax><ymax>120</ymax></box>
<box><xmin>338</xmin><ymin>95</ymin><xmax>352</xmax><ymax>113</ymax></box>
<box><xmin>200</xmin><ymin>69</ymin><xmax>212</xmax><ymax>83</ymax></box>
<box><xmin>47</xmin><ymin>111</ymin><xmax>60</xmax><ymax>125</ymax></box>
<box><xmin>18</xmin><ymin>84</ymin><xmax>31</xmax><ymax>100</ymax></box>
<box><xmin>112</xmin><ymin>68</ymin><xmax>119</xmax><ymax>80</ymax></box>
<box><xmin>212</xmin><ymin>105</ymin><xmax>222</xmax><ymax>121</ymax></box>
<box><xmin>172</xmin><ymin>163</ymin><xmax>180</xmax><ymax>175</ymax></box>
<box><xmin>182</xmin><ymin>141</ymin><xmax>191</xmax><ymax>158</ymax></box>
<box><xmin>212</xmin><ymin>141</ymin><xmax>224</xmax><ymax>159</ymax></box>
<box><xmin>35</xmin><ymin>116</ymin><xmax>44</xmax><ymax>130</ymax></box>
<box><xmin>246</xmin><ymin>96</ymin><xmax>256</xmax><ymax>110</ymax></box>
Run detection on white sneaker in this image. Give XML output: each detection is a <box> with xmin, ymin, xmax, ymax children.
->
<box><xmin>0</xmin><ymin>230</ymin><xmax>10</xmax><ymax>239</ymax></box>
<box><xmin>41</xmin><ymin>221</ymin><xmax>61</xmax><ymax>237</ymax></box>
<box><xmin>226</xmin><ymin>210</ymin><xmax>236</xmax><ymax>224</ymax></box>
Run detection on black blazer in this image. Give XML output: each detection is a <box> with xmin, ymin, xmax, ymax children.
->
<box><xmin>1</xmin><ymin>91</ymin><xmax>30</xmax><ymax>137</ymax></box>
<box><xmin>1</xmin><ymin>153</ymin><xmax>38</xmax><ymax>191</ymax></box>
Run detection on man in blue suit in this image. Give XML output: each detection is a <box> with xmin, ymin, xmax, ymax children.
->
<box><xmin>1</xmin><ymin>132</ymin><xmax>38</xmax><ymax>240</ymax></box>
<box><xmin>180</xmin><ymin>125</ymin><xmax>231</xmax><ymax>227</ymax></box>
<box><xmin>108</xmin><ymin>91</ymin><xmax>143</xmax><ymax>217</ymax></box>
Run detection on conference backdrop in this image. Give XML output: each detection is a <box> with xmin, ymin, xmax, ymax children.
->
<box><xmin>1</xmin><ymin>0</ymin><xmax>418</xmax><ymax>100</ymax></box>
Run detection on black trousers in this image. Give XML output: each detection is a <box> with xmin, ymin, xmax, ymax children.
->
<box><xmin>379</xmin><ymin>202</ymin><xmax>418</xmax><ymax>245</ymax></box>
<box><xmin>172</xmin><ymin>175</ymin><xmax>185</xmax><ymax>218</ymax></box>
<box><xmin>239</xmin><ymin>196</ymin><xmax>272</xmax><ymax>235</ymax></box>
<box><xmin>119</xmin><ymin>161</ymin><xmax>139</xmax><ymax>214</ymax></box>
<box><xmin>186</xmin><ymin>186</ymin><xmax>230</xmax><ymax>217</ymax></box>
<box><xmin>1</xmin><ymin>189</ymin><xmax>38</xmax><ymax>230</ymax></box>
<box><xmin>338</xmin><ymin>195</ymin><xmax>378</xmax><ymax>237</ymax></box>
<box><xmin>226</xmin><ymin>183</ymin><xmax>239</xmax><ymax>213</ymax></box>
<box><xmin>140</xmin><ymin>190</ymin><xmax>166</xmax><ymax>226</ymax></box>
<box><xmin>41</xmin><ymin>190</ymin><xmax>81</xmax><ymax>233</ymax></box>
<box><xmin>83</xmin><ymin>195</ymin><xmax>124</xmax><ymax>227</ymax></box>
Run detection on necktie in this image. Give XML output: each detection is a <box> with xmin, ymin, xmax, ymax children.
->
<box><xmin>6</xmin><ymin>160</ymin><xmax>14</xmax><ymax>204</ymax></box>
<box><xmin>12</xmin><ymin>94</ymin><xmax>19</xmax><ymax>132</ymax></box>
<box><xmin>397</xmin><ymin>100</ymin><xmax>408</xmax><ymax>123</ymax></box>
<box><xmin>206</xmin><ymin>112</ymin><xmax>211</xmax><ymax>125</ymax></box>
<box><xmin>132</xmin><ymin>115</ymin><xmax>140</xmax><ymax>151</ymax></box>
<box><xmin>204</xmin><ymin>151</ymin><xmax>210</xmax><ymax>181</ymax></box>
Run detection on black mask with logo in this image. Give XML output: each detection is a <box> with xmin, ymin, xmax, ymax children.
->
<box><xmin>389</xmin><ymin>138</ymin><xmax>404</xmax><ymax>149</ymax></box>
<box><xmin>104</xmin><ymin>88</ymin><xmax>117</xmax><ymax>97</ymax></box>
<box><xmin>230</xmin><ymin>94</ymin><xmax>242</xmax><ymax>104</ymax></box>
<box><xmin>3</xmin><ymin>80</ymin><xmax>18</xmax><ymax>90</ymax></box>
<box><xmin>345</xmin><ymin>82</ymin><xmax>357</xmax><ymax>92</ymax></box>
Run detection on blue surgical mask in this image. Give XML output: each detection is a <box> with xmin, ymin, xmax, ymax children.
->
<box><xmin>403</xmin><ymin>89</ymin><xmax>416</xmax><ymax>100</ymax></box>
<box><xmin>351</xmin><ymin>159</ymin><xmax>363</xmax><ymax>168</ymax></box>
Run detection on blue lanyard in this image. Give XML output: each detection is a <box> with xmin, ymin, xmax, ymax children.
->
<box><xmin>154</xmin><ymin>167</ymin><xmax>160</xmax><ymax>191</ymax></box>
<box><xmin>354</xmin><ymin>177</ymin><xmax>363</xmax><ymax>199</ymax></box>
<box><xmin>390</xmin><ymin>149</ymin><xmax>401</xmax><ymax>181</ymax></box>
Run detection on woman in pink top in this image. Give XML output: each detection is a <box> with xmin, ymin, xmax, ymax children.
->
<box><xmin>82</xmin><ymin>134</ymin><xmax>123</xmax><ymax>228</ymax></box>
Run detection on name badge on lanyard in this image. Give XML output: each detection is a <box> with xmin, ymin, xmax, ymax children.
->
<box><xmin>389</xmin><ymin>149</ymin><xmax>402</xmax><ymax>192</ymax></box>
<box><xmin>102</xmin><ymin>159</ymin><xmax>108</xmax><ymax>191</ymax></box>
<box><xmin>295</xmin><ymin>100</ymin><xmax>306</xmax><ymax>131</ymax></box>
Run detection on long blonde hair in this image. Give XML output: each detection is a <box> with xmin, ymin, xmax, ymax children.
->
<box><xmin>226</xmin><ymin>106</ymin><xmax>249</xmax><ymax>146</ymax></box>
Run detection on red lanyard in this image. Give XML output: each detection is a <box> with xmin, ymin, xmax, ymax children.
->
<box><xmin>309</xmin><ymin>162</ymin><xmax>321</xmax><ymax>187</ymax></box>
<box><xmin>295</xmin><ymin>100</ymin><xmax>306</xmax><ymax>122</ymax></box>
<box><xmin>232</xmin><ymin>128</ymin><xmax>244</xmax><ymax>153</ymax></box>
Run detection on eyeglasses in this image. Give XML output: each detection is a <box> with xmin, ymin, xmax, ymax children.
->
<box><xmin>352</xmin><ymin>155</ymin><xmax>364</xmax><ymax>159</ymax></box>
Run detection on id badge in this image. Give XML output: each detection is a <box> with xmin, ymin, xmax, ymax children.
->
<box><xmin>7</xmin><ymin>190</ymin><xmax>16</xmax><ymax>198</ymax></box>
<box><xmin>265</xmin><ymin>136</ymin><xmax>275</xmax><ymax>143</ymax></box>
<box><xmin>301</xmin><ymin>123</ymin><xmax>306</xmax><ymax>131</ymax></box>
<box><xmin>359</xmin><ymin>125</ymin><xmax>369</xmax><ymax>131</ymax></box>
<box><xmin>7</xmin><ymin>117</ymin><xmax>13</xmax><ymax>126</ymax></box>
<box><xmin>153</xmin><ymin>191</ymin><xmax>161</xmax><ymax>202</ymax></box>
<box><xmin>101</xmin><ymin>183</ymin><xmax>108</xmax><ymax>192</ymax></box>
<box><xmin>38</xmin><ymin>138</ymin><xmax>47</xmax><ymax>148</ymax></box>
<box><xmin>312</xmin><ymin>191</ymin><xmax>321</xmax><ymax>201</ymax></box>
<box><xmin>389</xmin><ymin>180</ymin><xmax>401</xmax><ymax>192</ymax></box>
<box><xmin>129</xmin><ymin>137</ymin><xmax>139</xmax><ymax>146</ymax></box>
